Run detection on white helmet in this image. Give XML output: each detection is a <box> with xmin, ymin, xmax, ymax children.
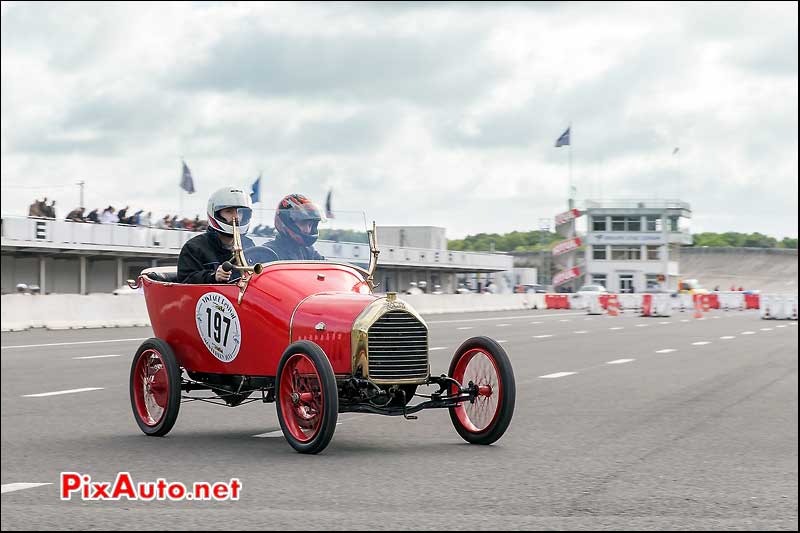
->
<box><xmin>207</xmin><ymin>187</ymin><xmax>253</xmax><ymax>235</ymax></box>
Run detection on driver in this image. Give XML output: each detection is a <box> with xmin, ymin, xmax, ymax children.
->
<box><xmin>257</xmin><ymin>194</ymin><xmax>325</xmax><ymax>261</ymax></box>
<box><xmin>177</xmin><ymin>186</ymin><xmax>255</xmax><ymax>284</ymax></box>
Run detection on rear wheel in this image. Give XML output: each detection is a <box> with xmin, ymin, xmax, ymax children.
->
<box><xmin>130</xmin><ymin>338</ymin><xmax>182</xmax><ymax>436</ymax></box>
<box><xmin>448</xmin><ymin>337</ymin><xmax>515</xmax><ymax>445</ymax></box>
<box><xmin>275</xmin><ymin>341</ymin><xmax>338</xmax><ymax>454</ymax></box>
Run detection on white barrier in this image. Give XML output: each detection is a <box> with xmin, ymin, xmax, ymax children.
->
<box><xmin>653</xmin><ymin>294</ymin><xmax>673</xmax><ymax>317</ymax></box>
<box><xmin>586</xmin><ymin>294</ymin><xmax>604</xmax><ymax>315</ymax></box>
<box><xmin>1</xmin><ymin>293</ymin><xmax>547</xmax><ymax>331</ymax></box>
<box><xmin>761</xmin><ymin>294</ymin><xmax>798</xmax><ymax>320</ymax></box>
<box><xmin>718</xmin><ymin>292</ymin><xmax>745</xmax><ymax>311</ymax></box>
<box><xmin>1</xmin><ymin>294</ymin><xmax>150</xmax><ymax>331</ymax></box>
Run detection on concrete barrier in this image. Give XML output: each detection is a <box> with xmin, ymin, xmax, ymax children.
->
<box><xmin>1</xmin><ymin>293</ymin><xmax>150</xmax><ymax>331</ymax></box>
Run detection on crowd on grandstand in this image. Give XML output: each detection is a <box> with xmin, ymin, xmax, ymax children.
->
<box><xmin>27</xmin><ymin>196</ymin><xmax>278</xmax><ymax>236</ymax></box>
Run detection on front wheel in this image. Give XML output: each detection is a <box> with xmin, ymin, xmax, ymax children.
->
<box><xmin>448</xmin><ymin>337</ymin><xmax>515</xmax><ymax>445</ymax></box>
<box><xmin>275</xmin><ymin>341</ymin><xmax>338</xmax><ymax>454</ymax></box>
<box><xmin>130</xmin><ymin>338</ymin><xmax>182</xmax><ymax>436</ymax></box>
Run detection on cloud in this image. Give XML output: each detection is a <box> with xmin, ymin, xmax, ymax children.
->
<box><xmin>1</xmin><ymin>1</ymin><xmax>797</xmax><ymax>240</ymax></box>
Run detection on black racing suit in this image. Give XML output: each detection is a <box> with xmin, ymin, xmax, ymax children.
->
<box><xmin>256</xmin><ymin>233</ymin><xmax>325</xmax><ymax>262</ymax></box>
<box><xmin>177</xmin><ymin>230</ymin><xmax>255</xmax><ymax>284</ymax></box>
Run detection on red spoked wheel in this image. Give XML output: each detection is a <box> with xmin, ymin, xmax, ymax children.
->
<box><xmin>275</xmin><ymin>341</ymin><xmax>338</xmax><ymax>454</ymax></box>
<box><xmin>130</xmin><ymin>338</ymin><xmax>181</xmax><ymax>437</ymax></box>
<box><xmin>448</xmin><ymin>337</ymin><xmax>515</xmax><ymax>445</ymax></box>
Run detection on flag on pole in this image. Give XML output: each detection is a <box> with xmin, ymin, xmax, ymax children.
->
<box><xmin>325</xmin><ymin>189</ymin><xmax>334</xmax><ymax>219</ymax></box>
<box><xmin>250</xmin><ymin>173</ymin><xmax>261</xmax><ymax>204</ymax></box>
<box><xmin>672</xmin><ymin>147</ymin><xmax>680</xmax><ymax>155</ymax></box>
<box><xmin>180</xmin><ymin>161</ymin><xmax>195</xmax><ymax>194</ymax></box>
<box><xmin>555</xmin><ymin>127</ymin><xmax>570</xmax><ymax>147</ymax></box>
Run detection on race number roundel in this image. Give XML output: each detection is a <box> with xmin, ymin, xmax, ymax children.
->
<box><xmin>195</xmin><ymin>292</ymin><xmax>242</xmax><ymax>363</ymax></box>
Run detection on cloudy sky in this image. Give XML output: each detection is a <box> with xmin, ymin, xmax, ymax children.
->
<box><xmin>1</xmin><ymin>1</ymin><xmax>797</xmax><ymax>239</ymax></box>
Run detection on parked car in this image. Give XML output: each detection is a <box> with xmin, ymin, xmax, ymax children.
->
<box><xmin>576</xmin><ymin>284</ymin><xmax>608</xmax><ymax>294</ymax></box>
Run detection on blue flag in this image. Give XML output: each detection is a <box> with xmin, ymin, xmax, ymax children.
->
<box><xmin>180</xmin><ymin>161</ymin><xmax>195</xmax><ymax>194</ymax></box>
<box><xmin>250</xmin><ymin>174</ymin><xmax>261</xmax><ymax>204</ymax></box>
<box><xmin>555</xmin><ymin>127</ymin><xmax>570</xmax><ymax>147</ymax></box>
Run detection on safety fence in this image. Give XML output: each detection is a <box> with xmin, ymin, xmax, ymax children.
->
<box><xmin>1</xmin><ymin>291</ymin><xmax>795</xmax><ymax>332</ymax></box>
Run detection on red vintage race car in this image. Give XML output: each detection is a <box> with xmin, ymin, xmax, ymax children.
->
<box><xmin>129</xmin><ymin>220</ymin><xmax>515</xmax><ymax>454</ymax></box>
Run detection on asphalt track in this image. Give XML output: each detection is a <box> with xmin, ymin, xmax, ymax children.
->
<box><xmin>1</xmin><ymin>308</ymin><xmax>797</xmax><ymax>530</ymax></box>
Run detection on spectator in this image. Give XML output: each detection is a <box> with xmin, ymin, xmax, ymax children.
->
<box><xmin>738</xmin><ymin>286</ymin><xmax>744</xmax><ymax>292</ymax></box>
<box><xmin>65</xmin><ymin>207</ymin><xmax>86</xmax><ymax>222</ymax></box>
<box><xmin>46</xmin><ymin>200</ymin><xmax>56</xmax><ymax>219</ymax></box>
<box><xmin>28</xmin><ymin>198</ymin><xmax>45</xmax><ymax>217</ymax></box>
<box><xmin>141</xmin><ymin>211</ymin><xmax>152</xmax><ymax>227</ymax></box>
<box><xmin>100</xmin><ymin>206</ymin><xmax>117</xmax><ymax>224</ymax></box>
<box><xmin>730</xmin><ymin>285</ymin><xmax>736</xmax><ymax>291</ymax></box>
<box><xmin>156</xmin><ymin>215</ymin><xmax>170</xmax><ymax>229</ymax></box>
<box><xmin>86</xmin><ymin>208</ymin><xmax>100</xmax><ymax>223</ymax></box>
<box><xmin>117</xmin><ymin>206</ymin><xmax>129</xmax><ymax>224</ymax></box>
<box><xmin>170</xmin><ymin>215</ymin><xmax>179</xmax><ymax>228</ymax></box>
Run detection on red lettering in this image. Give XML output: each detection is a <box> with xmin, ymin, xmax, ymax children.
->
<box><xmin>156</xmin><ymin>478</ymin><xmax>168</xmax><ymax>499</ymax></box>
<box><xmin>194</xmin><ymin>483</ymin><xmax>210</xmax><ymax>500</ymax></box>
<box><xmin>91</xmin><ymin>482</ymin><xmax>110</xmax><ymax>499</ymax></box>
<box><xmin>60</xmin><ymin>472</ymin><xmax>81</xmax><ymax>500</ymax></box>
<box><xmin>167</xmin><ymin>483</ymin><xmax>185</xmax><ymax>499</ymax></box>
<box><xmin>110</xmin><ymin>473</ymin><xmax>136</xmax><ymax>499</ymax></box>
<box><xmin>230</xmin><ymin>479</ymin><xmax>242</xmax><ymax>500</ymax></box>
<box><xmin>212</xmin><ymin>483</ymin><xmax>228</xmax><ymax>499</ymax></box>
<box><xmin>138</xmin><ymin>482</ymin><xmax>156</xmax><ymax>500</ymax></box>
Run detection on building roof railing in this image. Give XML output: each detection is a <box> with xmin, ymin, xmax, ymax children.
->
<box><xmin>582</xmin><ymin>199</ymin><xmax>691</xmax><ymax>211</ymax></box>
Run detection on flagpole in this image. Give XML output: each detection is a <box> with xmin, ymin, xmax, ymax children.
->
<box><xmin>568</xmin><ymin>121</ymin><xmax>573</xmax><ymax>210</ymax></box>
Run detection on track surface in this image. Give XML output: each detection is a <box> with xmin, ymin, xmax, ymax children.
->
<box><xmin>2</xmin><ymin>309</ymin><xmax>797</xmax><ymax>530</ymax></box>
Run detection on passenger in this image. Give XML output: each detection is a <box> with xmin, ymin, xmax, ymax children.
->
<box><xmin>177</xmin><ymin>187</ymin><xmax>255</xmax><ymax>284</ymax></box>
<box><xmin>256</xmin><ymin>194</ymin><xmax>325</xmax><ymax>262</ymax></box>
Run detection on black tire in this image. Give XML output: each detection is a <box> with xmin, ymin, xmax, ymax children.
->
<box><xmin>275</xmin><ymin>341</ymin><xmax>339</xmax><ymax>454</ymax></box>
<box><xmin>448</xmin><ymin>336</ymin><xmax>515</xmax><ymax>445</ymax></box>
<box><xmin>130</xmin><ymin>338</ymin><xmax>182</xmax><ymax>437</ymax></box>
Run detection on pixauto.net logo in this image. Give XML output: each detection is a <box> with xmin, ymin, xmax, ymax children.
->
<box><xmin>60</xmin><ymin>472</ymin><xmax>241</xmax><ymax>501</ymax></box>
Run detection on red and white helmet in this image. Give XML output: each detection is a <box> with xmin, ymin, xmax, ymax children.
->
<box><xmin>274</xmin><ymin>194</ymin><xmax>324</xmax><ymax>246</ymax></box>
<box><xmin>206</xmin><ymin>187</ymin><xmax>253</xmax><ymax>235</ymax></box>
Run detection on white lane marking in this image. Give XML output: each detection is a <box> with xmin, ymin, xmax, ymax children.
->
<box><xmin>680</xmin><ymin>319</ymin><xmax>689</xmax><ymax>323</ymax></box>
<box><xmin>636</xmin><ymin>324</ymin><xmax>649</xmax><ymax>327</ymax></box>
<box><xmin>530</xmin><ymin>321</ymin><xmax>543</xmax><ymax>325</ymax></box>
<box><xmin>573</xmin><ymin>330</ymin><xmax>588</xmax><ymax>334</ymax></box>
<box><xmin>609</xmin><ymin>327</ymin><xmax>624</xmax><ymax>330</ymax></box>
<box><xmin>720</xmin><ymin>336</ymin><xmax>736</xmax><ymax>340</ymax></box>
<box><xmin>713</xmin><ymin>316</ymin><xmax>721</xmax><ymax>319</ymax></box>
<box><xmin>496</xmin><ymin>323</ymin><xmax>511</xmax><ymax>327</ymax></box>
<box><xmin>692</xmin><ymin>341</ymin><xmax>711</xmax><ymax>346</ymax></box>
<box><xmin>584</xmin><ymin>318</ymin><xmax>593</xmax><ymax>320</ymax></box>
<box><xmin>539</xmin><ymin>372</ymin><xmax>576</xmax><ymax>379</ymax></box>
<box><xmin>255</xmin><ymin>423</ymin><xmax>343</xmax><ymax>438</ymax></box>
<box><xmin>2</xmin><ymin>338</ymin><xmax>146</xmax><ymax>350</ymax></box>
<box><xmin>24</xmin><ymin>387</ymin><xmax>104</xmax><ymax>398</ymax></box>
<box><xmin>655</xmin><ymin>349</ymin><xmax>676</xmax><ymax>354</ymax></box>
<box><xmin>741</xmin><ymin>331</ymin><xmax>756</xmax><ymax>335</ymax></box>
<box><xmin>427</xmin><ymin>312</ymin><xmax>585</xmax><ymax>324</ymax></box>
<box><xmin>559</xmin><ymin>319</ymin><xmax>570</xmax><ymax>322</ymax></box>
<box><xmin>660</xmin><ymin>321</ymin><xmax>672</xmax><ymax>325</ymax></box>
<box><xmin>789</xmin><ymin>322</ymin><xmax>797</xmax><ymax>326</ymax></box>
<box><xmin>429</xmin><ymin>347</ymin><xmax>448</xmax><ymax>351</ymax></box>
<box><xmin>532</xmin><ymin>334</ymin><xmax>553</xmax><ymax>339</ymax></box>
<box><xmin>775</xmin><ymin>325</ymin><xmax>787</xmax><ymax>328</ymax></box>
<box><xmin>457</xmin><ymin>327</ymin><xmax>473</xmax><ymax>330</ymax></box>
<box><xmin>760</xmin><ymin>328</ymin><xmax>773</xmax><ymax>331</ymax></box>
<box><xmin>607</xmin><ymin>359</ymin><xmax>635</xmax><ymax>365</ymax></box>
<box><xmin>73</xmin><ymin>354</ymin><xmax>122</xmax><ymax>360</ymax></box>
<box><xmin>498</xmin><ymin>340</ymin><xmax>508</xmax><ymax>344</ymax></box>
<box><xmin>2</xmin><ymin>483</ymin><xmax>52</xmax><ymax>494</ymax></box>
